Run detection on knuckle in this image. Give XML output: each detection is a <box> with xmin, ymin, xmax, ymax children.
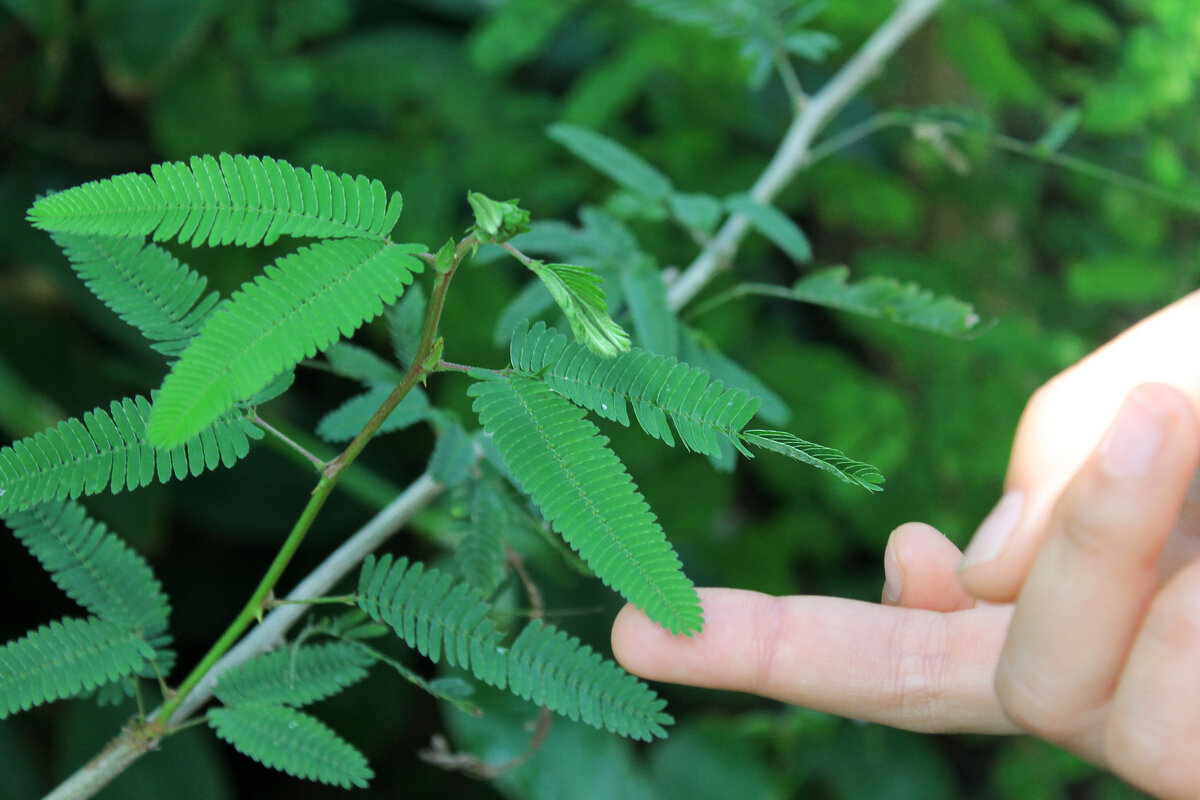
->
<box><xmin>749</xmin><ymin>595</ymin><xmax>785</xmax><ymax>694</ymax></box>
<box><xmin>881</xmin><ymin>613</ymin><xmax>953</xmax><ymax>726</ymax></box>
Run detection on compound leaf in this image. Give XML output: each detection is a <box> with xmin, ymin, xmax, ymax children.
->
<box><xmin>510</xmin><ymin>322</ymin><xmax>759</xmax><ymax>458</ymax></box>
<box><xmin>0</xmin><ymin>396</ymin><xmax>261</xmax><ymax>515</ymax></box>
<box><xmin>468</xmin><ymin>372</ymin><xmax>702</xmax><ymax>635</ymax></box>
<box><xmin>146</xmin><ymin>239</ymin><xmax>424</xmax><ymax>448</ymax></box>
<box><xmin>2</xmin><ymin>501</ymin><xmax>172</xmax><ymax>670</ymax></box>
<box><xmin>29</xmin><ymin>153</ymin><xmax>403</xmax><ymax>247</ymax></box>
<box><xmin>0</xmin><ymin>617</ymin><xmax>152</xmax><ymax>719</ymax></box>
<box><xmin>357</xmin><ymin>554</ymin><xmax>673</xmax><ymax>740</ymax></box>
<box><xmin>740</xmin><ymin>429</ymin><xmax>884</xmax><ymax>492</ymax></box>
<box><xmin>787</xmin><ymin>266</ymin><xmax>985</xmax><ymax>337</ymax></box>
<box><xmin>213</xmin><ymin>641</ymin><xmax>374</xmax><ymax>708</ymax></box>
<box><xmin>209</xmin><ymin>704</ymin><xmax>372</xmax><ymax>789</ymax></box>
<box><xmin>52</xmin><ymin>233</ymin><xmax>220</xmax><ymax>356</ymax></box>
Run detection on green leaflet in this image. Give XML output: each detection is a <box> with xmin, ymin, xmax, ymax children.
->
<box><xmin>146</xmin><ymin>239</ymin><xmax>424</xmax><ymax>448</ymax></box>
<box><xmin>2</xmin><ymin>501</ymin><xmax>172</xmax><ymax>670</ymax></box>
<box><xmin>740</xmin><ymin>430</ymin><xmax>885</xmax><ymax>492</ymax></box>
<box><xmin>357</xmin><ymin>554</ymin><xmax>674</xmax><ymax>740</ymax></box>
<box><xmin>52</xmin><ymin>233</ymin><xmax>220</xmax><ymax>356</ymax></box>
<box><xmin>785</xmin><ymin>267</ymin><xmax>985</xmax><ymax>337</ymax></box>
<box><xmin>725</xmin><ymin>194</ymin><xmax>812</xmax><ymax>263</ymax></box>
<box><xmin>510</xmin><ymin>321</ymin><xmax>759</xmax><ymax>458</ymax></box>
<box><xmin>547</xmin><ymin>123</ymin><xmax>673</xmax><ymax>201</ymax></box>
<box><xmin>468</xmin><ymin>372</ymin><xmax>702</xmax><ymax>635</ymax></box>
<box><xmin>620</xmin><ymin>257</ymin><xmax>678</xmax><ymax>355</ymax></box>
<box><xmin>0</xmin><ymin>396</ymin><xmax>261</xmax><ymax>515</ymax></box>
<box><xmin>213</xmin><ymin>642</ymin><xmax>374</xmax><ymax>708</ymax></box>
<box><xmin>0</xmin><ymin>617</ymin><xmax>153</xmax><ymax>719</ymax></box>
<box><xmin>209</xmin><ymin>704</ymin><xmax>373</xmax><ymax>789</ymax></box>
<box><xmin>28</xmin><ymin>153</ymin><xmax>403</xmax><ymax>247</ymax></box>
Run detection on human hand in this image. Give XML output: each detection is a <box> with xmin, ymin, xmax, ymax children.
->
<box><xmin>612</xmin><ymin>292</ymin><xmax>1200</xmax><ymax>799</ymax></box>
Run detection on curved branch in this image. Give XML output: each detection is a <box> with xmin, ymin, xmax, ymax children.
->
<box><xmin>43</xmin><ymin>472</ymin><xmax>444</xmax><ymax>800</ymax></box>
<box><xmin>666</xmin><ymin>0</ymin><xmax>946</xmax><ymax>311</ymax></box>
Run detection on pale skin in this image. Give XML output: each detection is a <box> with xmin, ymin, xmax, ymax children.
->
<box><xmin>611</xmin><ymin>290</ymin><xmax>1200</xmax><ymax>799</ymax></box>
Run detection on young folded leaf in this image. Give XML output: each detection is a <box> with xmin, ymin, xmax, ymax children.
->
<box><xmin>209</xmin><ymin>704</ymin><xmax>373</xmax><ymax>789</ymax></box>
<box><xmin>0</xmin><ymin>617</ymin><xmax>153</xmax><ymax>719</ymax></box>
<box><xmin>356</xmin><ymin>554</ymin><xmax>674</xmax><ymax>740</ymax></box>
<box><xmin>526</xmin><ymin>260</ymin><xmax>630</xmax><ymax>357</ymax></box>
<box><xmin>0</xmin><ymin>396</ymin><xmax>261</xmax><ymax>515</ymax></box>
<box><xmin>510</xmin><ymin>321</ymin><xmax>759</xmax><ymax>458</ymax></box>
<box><xmin>146</xmin><ymin>239</ymin><xmax>424</xmax><ymax>448</ymax></box>
<box><xmin>28</xmin><ymin>154</ymin><xmax>403</xmax><ymax>247</ymax></box>
<box><xmin>740</xmin><ymin>429</ymin><xmax>884</xmax><ymax>492</ymax></box>
<box><xmin>468</xmin><ymin>372</ymin><xmax>703</xmax><ymax>635</ymax></box>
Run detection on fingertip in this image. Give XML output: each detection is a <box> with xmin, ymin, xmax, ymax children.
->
<box><xmin>886</xmin><ymin>522</ymin><xmax>974</xmax><ymax>611</ymax></box>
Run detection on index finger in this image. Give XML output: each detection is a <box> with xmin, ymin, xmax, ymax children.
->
<box><xmin>611</xmin><ymin>587</ymin><xmax>1016</xmax><ymax>734</ymax></box>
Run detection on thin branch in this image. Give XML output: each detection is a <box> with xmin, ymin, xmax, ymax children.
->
<box><xmin>43</xmin><ymin>472</ymin><xmax>444</xmax><ymax>800</ymax></box>
<box><xmin>251</xmin><ymin>412</ymin><xmax>325</xmax><ymax>470</ymax></box>
<box><xmin>666</xmin><ymin>0</ymin><xmax>946</xmax><ymax>311</ymax></box>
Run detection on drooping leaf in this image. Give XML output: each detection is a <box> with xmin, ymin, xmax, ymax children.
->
<box><xmin>787</xmin><ymin>266</ymin><xmax>984</xmax><ymax>337</ymax></box>
<box><xmin>209</xmin><ymin>704</ymin><xmax>372</xmax><ymax>789</ymax></box>
<box><xmin>212</xmin><ymin>642</ymin><xmax>374</xmax><ymax>708</ymax></box>
<box><xmin>468</xmin><ymin>372</ymin><xmax>702</xmax><ymax>635</ymax></box>
<box><xmin>357</xmin><ymin>554</ymin><xmax>674</xmax><ymax>739</ymax></box>
<box><xmin>51</xmin><ymin>233</ymin><xmax>220</xmax><ymax>356</ymax></box>
<box><xmin>510</xmin><ymin>322</ymin><xmax>759</xmax><ymax>458</ymax></box>
<box><xmin>453</xmin><ymin>479</ymin><xmax>510</xmax><ymax>595</ymax></box>
<box><xmin>2</xmin><ymin>501</ymin><xmax>172</xmax><ymax>667</ymax></box>
<box><xmin>28</xmin><ymin>153</ymin><xmax>403</xmax><ymax>247</ymax></box>
<box><xmin>0</xmin><ymin>396</ymin><xmax>261</xmax><ymax>515</ymax></box>
<box><xmin>385</xmin><ymin>282</ymin><xmax>427</xmax><ymax>367</ymax></box>
<box><xmin>548</xmin><ymin>123</ymin><xmax>674</xmax><ymax>201</ymax></box>
<box><xmin>740</xmin><ymin>429</ymin><xmax>884</xmax><ymax>492</ymax></box>
<box><xmin>146</xmin><ymin>239</ymin><xmax>424</xmax><ymax>448</ymax></box>
<box><xmin>725</xmin><ymin>194</ymin><xmax>812</xmax><ymax>262</ymax></box>
<box><xmin>526</xmin><ymin>261</ymin><xmax>630</xmax><ymax>357</ymax></box>
<box><xmin>0</xmin><ymin>617</ymin><xmax>153</xmax><ymax>719</ymax></box>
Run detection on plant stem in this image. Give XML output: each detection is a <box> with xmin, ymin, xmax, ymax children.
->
<box><xmin>44</xmin><ymin>472</ymin><xmax>444</xmax><ymax>800</ymax></box>
<box><xmin>251</xmin><ymin>411</ymin><xmax>325</xmax><ymax>470</ymax></box>
<box><xmin>666</xmin><ymin>0</ymin><xmax>946</xmax><ymax>311</ymax></box>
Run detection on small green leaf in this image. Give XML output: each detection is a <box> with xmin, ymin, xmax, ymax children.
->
<box><xmin>433</xmin><ymin>237</ymin><xmax>457</xmax><ymax>274</ymax></box>
<box><xmin>548</xmin><ymin>123</ymin><xmax>673</xmax><ymax>201</ymax></box>
<box><xmin>467</xmin><ymin>193</ymin><xmax>531</xmax><ymax>246</ymax></box>
<box><xmin>527</xmin><ymin>260</ymin><xmax>630</xmax><ymax>357</ymax></box>
<box><xmin>726</xmin><ymin>194</ymin><xmax>812</xmax><ymax>262</ymax></box>
<box><xmin>668</xmin><ymin>192</ymin><xmax>724</xmax><ymax>236</ymax></box>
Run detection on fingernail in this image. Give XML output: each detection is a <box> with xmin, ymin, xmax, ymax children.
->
<box><xmin>882</xmin><ymin>540</ymin><xmax>903</xmax><ymax>604</ymax></box>
<box><xmin>960</xmin><ymin>490</ymin><xmax>1025</xmax><ymax>570</ymax></box>
<box><xmin>1100</xmin><ymin>388</ymin><xmax>1170</xmax><ymax>479</ymax></box>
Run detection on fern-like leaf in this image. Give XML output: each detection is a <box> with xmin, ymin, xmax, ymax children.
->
<box><xmin>0</xmin><ymin>396</ymin><xmax>261</xmax><ymax>515</ymax></box>
<box><xmin>2</xmin><ymin>501</ymin><xmax>172</xmax><ymax>667</ymax></box>
<box><xmin>146</xmin><ymin>239</ymin><xmax>424</xmax><ymax>448</ymax></box>
<box><xmin>28</xmin><ymin>153</ymin><xmax>403</xmax><ymax>247</ymax></box>
<box><xmin>52</xmin><ymin>233</ymin><xmax>220</xmax><ymax>356</ymax></box>
<box><xmin>209</xmin><ymin>704</ymin><xmax>373</xmax><ymax>789</ymax></box>
<box><xmin>0</xmin><ymin>617</ymin><xmax>153</xmax><ymax>719</ymax></box>
<box><xmin>357</xmin><ymin>554</ymin><xmax>673</xmax><ymax>740</ymax></box>
<box><xmin>315</xmin><ymin>384</ymin><xmax>429</xmax><ymax>442</ymax></box>
<box><xmin>740</xmin><ymin>429</ymin><xmax>885</xmax><ymax>492</ymax></box>
<box><xmin>468</xmin><ymin>372</ymin><xmax>702</xmax><ymax>635</ymax></box>
<box><xmin>785</xmin><ymin>267</ymin><xmax>984</xmax><ymax>337</ymax></box>
<box><xmin>511</xmin><ymin>321</ymin><xmax>759</xmax><ymax>458</ymax></box>
<box><xmin>213</xmin><ymin>641</ymin><xmax>374</xmax><ymax>708</ymax></box>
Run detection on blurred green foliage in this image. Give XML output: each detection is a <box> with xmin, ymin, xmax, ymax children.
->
<box><xmin>1</xmin><ymin>0</ymin><xmax>1193</xmax><ymax>796</ymax></box>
